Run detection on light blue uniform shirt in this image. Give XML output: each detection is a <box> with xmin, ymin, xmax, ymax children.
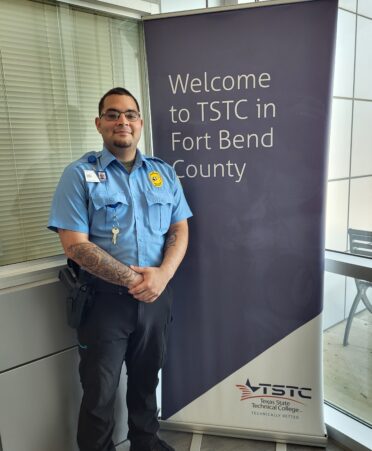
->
<box><xmin>48</xmin><ymin>148</ymin><xmax>192</xmax><ymax>267</ymax></box>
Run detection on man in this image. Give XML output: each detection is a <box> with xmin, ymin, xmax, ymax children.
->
<box><xmin>48</xmin><ymin>87</ymin><xmax>192</xmax><ymax>451</ymax></box>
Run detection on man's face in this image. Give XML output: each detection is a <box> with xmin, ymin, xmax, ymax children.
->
<box><xmin>95</xmin><ymin>94</ymin><xmax>143</xmax><ymax>157</ymax></box>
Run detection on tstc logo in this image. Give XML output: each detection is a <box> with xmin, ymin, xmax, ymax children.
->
<box><xmin>236</xmin><ymin>378</ymin><xmax>312</xmax><ymax>404</ymax></box>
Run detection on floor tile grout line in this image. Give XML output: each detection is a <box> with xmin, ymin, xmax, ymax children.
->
<box><xmin>190</xmin><ymin>432</ymin><xmax>203</xmax><ymax>451</ymax></box>
<box><xmin>276</xmin><ymin>443</ymin><xmax>287</xmax><ymax>451</ymax></box>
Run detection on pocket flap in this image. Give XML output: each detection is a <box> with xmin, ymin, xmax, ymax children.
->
<box><xmin>144</xmin><ymin>190</ymin><xmax>173</xmax><ymax>206</ymax></box>
<box><xmin>91</xmin><ymin>192</ymin><xmax>129</xmax><ymax>210</ymax></box>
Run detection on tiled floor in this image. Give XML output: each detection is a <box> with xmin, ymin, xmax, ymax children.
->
<box><xmin>323</xmin><ymin>309</ymin><xmax>372</xmax><ymax>425</ymax></box>
<box><xmin>115</xmin><ymin>430</ymin><xmax>348</xmax><ymax>450</ymax></box>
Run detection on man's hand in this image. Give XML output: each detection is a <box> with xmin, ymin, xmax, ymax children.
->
<box><xmin>128</xmin><ymin>220</ymin><xmax>189</xmax><ymax>303</ymax></box>
<box><xmin>126</xmin><ymin>271</ymin><xmax>144</xmax><ymax>291</ymax></box>
<box><xmin>128</xmin><ymin>266</ymin><xmax>172</xmax><ymax>303</ymax></box>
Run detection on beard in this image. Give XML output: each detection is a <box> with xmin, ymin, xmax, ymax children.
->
<box><xmin>113</xmin><ymin>137</ymin><xmax>132</xmax><ymax>148</ymax></box>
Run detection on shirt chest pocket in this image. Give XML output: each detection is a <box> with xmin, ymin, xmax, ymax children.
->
<box><xmin>91</xmin><ymin>192</ymin><xmax>129</xmax><ymax>209</ymax></box>
<box><xmin>144</xmin><ymin>190</ymin><xmax>173</xmax><ymax>234</ymax></box>
<box><xmin>90</xmin><ymin>192</ymin><xmax>130</xmax><ymax>224</ymax></box>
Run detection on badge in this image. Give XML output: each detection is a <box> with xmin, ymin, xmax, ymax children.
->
<box><xmin>97</xmin><ymin>171</ymin><xmax>107</xmax><ymax>181</ymax></box>
<box><xmin>148</xmin><ymin>171</ymin><xmax>163</xmax><ymax>187</ymax></box>
<box><xmin>84</xmin><ymin>170</ymin><xmax>100</xmax><ymax>183</ymax></box>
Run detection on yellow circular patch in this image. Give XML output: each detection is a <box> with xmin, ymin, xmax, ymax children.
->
<box><xmin>149</xmin><ymin>171</ymin><xmax>163</xmax><ymax>187</ymax></box>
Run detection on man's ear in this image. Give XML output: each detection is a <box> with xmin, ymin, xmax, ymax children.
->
<box><xmin>95</xmin><ymin>117</ymin><xmax>101</xmax><ymax>133</ymax></box>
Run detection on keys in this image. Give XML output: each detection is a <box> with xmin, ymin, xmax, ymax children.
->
<box><xmin>112</xmin><ymin>226</ymin><xmax>119</xmax><ymax>245</ymax></box>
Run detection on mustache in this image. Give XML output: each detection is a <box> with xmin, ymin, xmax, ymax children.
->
<box><xmin>114</xmin><ymin>126</ymin><xmax>132</xmax><ymax>133</ymax></box>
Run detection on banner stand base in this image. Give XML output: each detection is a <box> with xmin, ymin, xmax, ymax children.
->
<box><xmin>159</xmin><ymin>419</ymin><xmax>328</xmax><ymax>448</ymax></box>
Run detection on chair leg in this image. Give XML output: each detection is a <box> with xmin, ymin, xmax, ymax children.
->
<box><xmin>343</xmin><ymin>293</ymin><xmax>361</xmax><ymax>346</ymax></box>
<box><xmin>361</xmin><ymin>290</ymin><xmax>372</xmax><ymax>313</ymax></box>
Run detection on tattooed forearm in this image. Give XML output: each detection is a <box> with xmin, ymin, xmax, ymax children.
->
<box><xmin>67</xmin><ymin>242</ymin><xmax>140</xmax><ymax>287</ymax></box>
<box><xmin>164</xmin><ymin>231</ymin><xmax>177</xmax><ymax>249</ymax></box>
<box><xmin>159</xmin><ymin>223</ymin><xmax>188</xmax><ymax>280</ymax></box>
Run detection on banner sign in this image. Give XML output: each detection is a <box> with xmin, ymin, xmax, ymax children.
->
<box><xmin>144</xmin><ymin>0</ymin><xmax>337</xmax><ymax>444</ymax></box>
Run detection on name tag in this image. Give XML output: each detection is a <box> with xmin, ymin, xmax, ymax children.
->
<box><xmin>84</xmin><ymin>170</ymin><xmax>100</xmax><ymax>183</ymax></box>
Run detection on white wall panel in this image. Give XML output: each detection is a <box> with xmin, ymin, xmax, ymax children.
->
<box><xmin>354</xmin><ymin>16</ymin><xmax>372</xmax><ymax>99</ymax></box>
<box><xmin>351</xmin><ymin>100</ymin><xmax>372</xmax><ymax>176</ymax></box>
<box><xmin>332</xmin><ymin>9</ymin><xmax>356</xmax><ymax>98</ymax></box>
<box><xmin>0</xmin><ymin>349</ymin><xmax>128</xmax><ymax>451</ymax></box>
<box><xmin>325</xmin><ymin>180</ymin><xmax>349</xmax><ymax>251</ymax></box>
<box><xmin>339</xmin><ymin>0</ymin><xmax>357</xmax><ymax>12</ymax></box>
<box><xmin>0</xmin><ymin>349</ymin><xmax>81</xmax><ymax>451</ymax></box>
<box><xmin>160</xmin><ymin>0</ymin><xmax>205</xmax><ymax>12</ymax></box>
<box><xmin>328</xmin><ymin>98</ymin><xmax>352</xmax><ymax>180</ymax></box>
<box><xmin>0</xmin><ymin>280</ymin><xmax>76</xmax><ymax>372</ymax></box>
<box><xmin>358</xmin><ymin>0</ymin><xmax>372</xmax><ymax>18</ymax></box>
<box><xmin>349</xmin><ymin>176</ymin><xmax>372</xmax><ymax>231</ymax></box>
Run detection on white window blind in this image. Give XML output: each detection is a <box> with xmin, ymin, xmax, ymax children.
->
<box><xmin>0</xmin><ymin>0</ymin><xmax>147</xmax><ymax>266</ymax></box>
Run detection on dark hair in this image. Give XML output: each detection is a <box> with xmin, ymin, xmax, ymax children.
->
<box><xmin>98</xmin><ymin>87</ymin><xmax>140</xmax><ymax>116</ymax></box>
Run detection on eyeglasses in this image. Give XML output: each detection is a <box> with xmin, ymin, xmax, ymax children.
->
<box><xmin>100</xmin><ymin>109</ymin><xmax>141</xmax><ymax>122</ymax></box>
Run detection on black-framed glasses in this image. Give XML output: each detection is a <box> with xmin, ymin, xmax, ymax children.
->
<box><xmin>100</xmin><ymin>109</ymin><xmax>141</xmax><ymax>122</ymax></box>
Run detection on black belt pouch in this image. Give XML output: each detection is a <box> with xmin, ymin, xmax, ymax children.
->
<box><xmin>58</xmin><ymin>262</ymin><xmax>94</xmax><ymax>329</ymax></box>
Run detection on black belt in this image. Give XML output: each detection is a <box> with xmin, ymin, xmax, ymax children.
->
<box><xmin>92</xmin><ymin>278</ymin><xmax>129</xmax><ymax>295</ymax></box>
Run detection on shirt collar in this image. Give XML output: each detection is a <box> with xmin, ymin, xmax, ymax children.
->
<box><xmin>133</xmin><ymin>149</ymin><xmax>149</xmax><ymax>170</ymax></box>
<box><xmin>99</xmin><ymin>148</ymin><xmax>117</xmax><ymax>170</ymax></box>
<box><xmin>99</xmin><ymin>147</ymin><xmax>148</xmax><ymax>170</ymax></box>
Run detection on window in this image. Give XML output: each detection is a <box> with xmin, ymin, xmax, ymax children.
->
<box><xmin>0</xmin><ymin>0</ymin><xmax>147</xmax><ymax>265</ymax></box>
<box><xmin>323</xmin><ymin>1</ymin><xmax>372</xmax><ymax>429</ymax></box>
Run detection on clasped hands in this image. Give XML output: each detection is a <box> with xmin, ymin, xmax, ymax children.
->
<box><xmin>127</xmin><ymin>266</ymin><xmax>171</xmax><ymax>303</ymax></box>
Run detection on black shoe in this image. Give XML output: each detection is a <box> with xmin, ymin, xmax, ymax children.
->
<box><xmin>130</xmin><ymin>437</ymin><xmax>175</xmax><ymax>451</ymax></box>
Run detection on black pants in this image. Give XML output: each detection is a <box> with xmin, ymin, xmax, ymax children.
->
<box><xmin>76</xmin><ymin>282</ymin><xmax>172</xmax><ymax>451</ymax></box>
